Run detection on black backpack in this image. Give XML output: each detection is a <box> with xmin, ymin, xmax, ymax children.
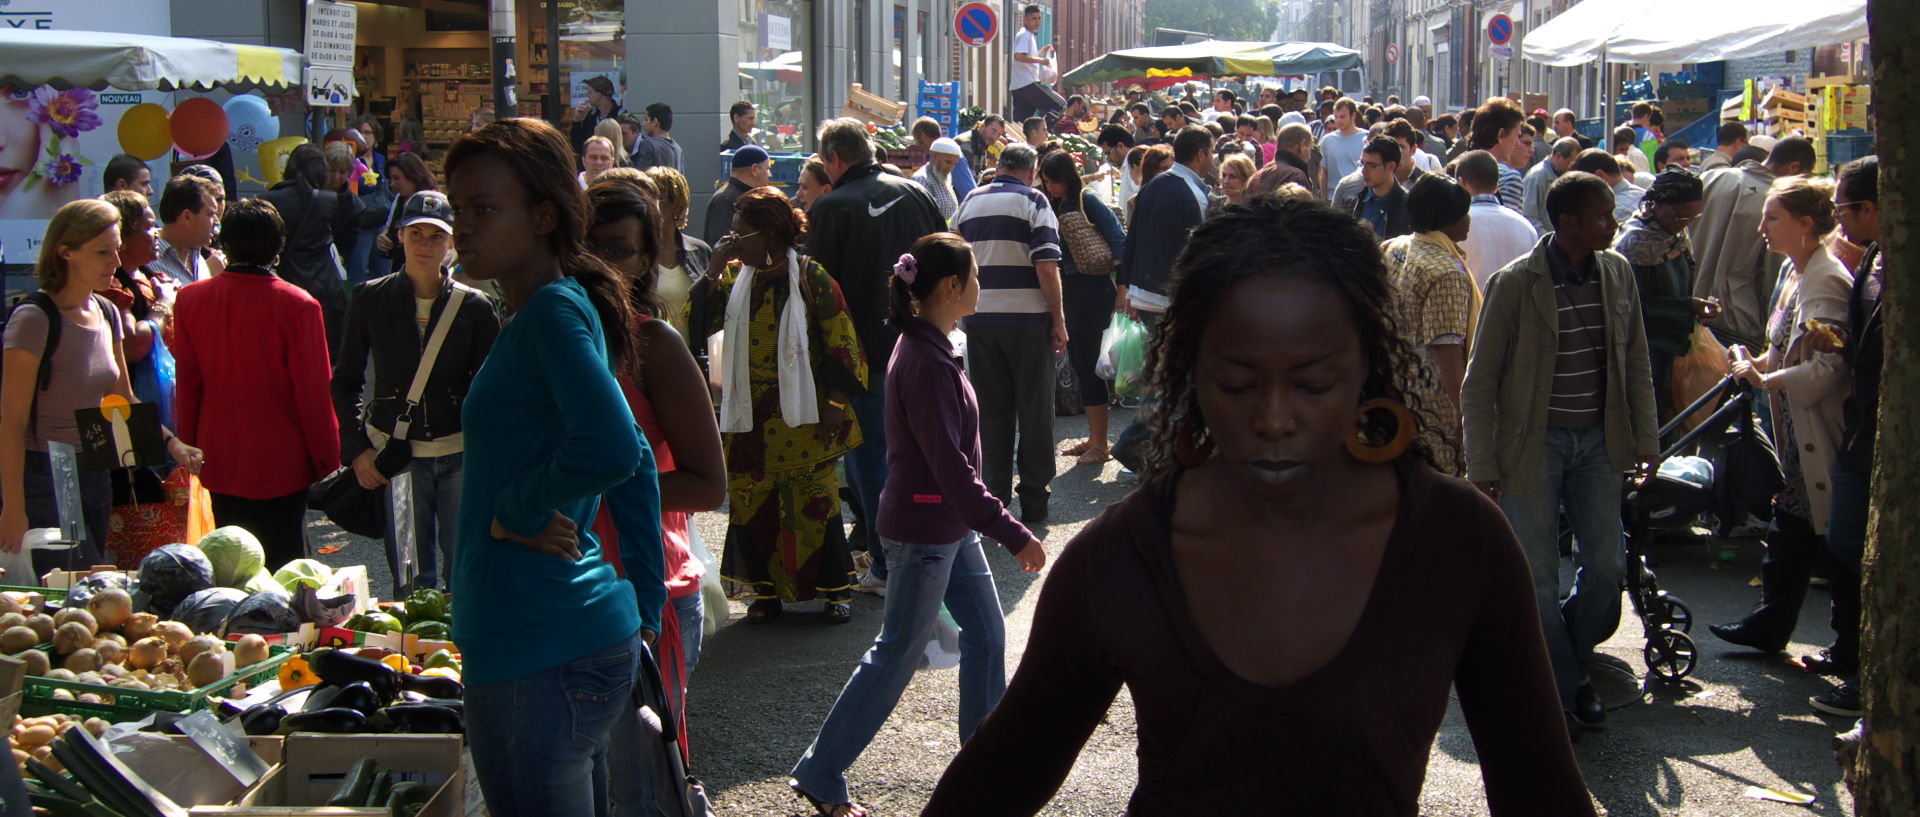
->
<box><xmin>2</xmin><ymin>292</ymin><xmax>65</xmax><ymax>437</ymax></box>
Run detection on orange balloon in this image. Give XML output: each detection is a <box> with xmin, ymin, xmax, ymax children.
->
<box><xmin>117</xmin><ymin>103</ymin><xmax>172</xmax><ymax>161</ymax></box>
<box><xmin>99</xmin><ymin>394</ymin><xmax>130</xmax><ymax>422</ymax></box>
<box><xmin>170</xmin><ymin>97</ymin><xmax>230</xmax><ymax>159</ymax></box>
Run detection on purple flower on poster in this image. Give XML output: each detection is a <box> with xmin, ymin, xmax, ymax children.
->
<box><xmin>28</xmin><ymin>86</ymin><xmax>103</xmax><ymax>138</ymax></box>
<box><xmin>41</xmin><ymin>153</ymin><xmax>85</xmax><ymax>186</ymax></box>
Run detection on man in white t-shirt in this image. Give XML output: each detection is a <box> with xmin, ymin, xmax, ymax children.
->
<box><xmin>1009</xmin><ymin>5</ymin><xmax>1066</xmax><ymax>122</ymax></box>
<box><xmin>1453</xmin><ymin>150</ymin><xmax>1539</xmax><ymax>292</ymax></box>
<box><xmin>1316</xmin><ymin>97</ymin><xmax>1367</xmax><ymax>196</ymax></box>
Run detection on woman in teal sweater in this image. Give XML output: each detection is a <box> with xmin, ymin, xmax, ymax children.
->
<box><xmin>445</xmin><ymin>118</ymin><xmax>662</xmax><ymax>817</ymax></box>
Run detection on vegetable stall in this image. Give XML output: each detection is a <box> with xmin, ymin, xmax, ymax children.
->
<box><xmin>0</xmin><ymin>527</ymin><xmax>475</xmax><ymax>816</ymax></box>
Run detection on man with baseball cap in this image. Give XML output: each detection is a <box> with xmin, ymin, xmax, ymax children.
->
<box><xmin>704</xmin><ymin>145</ymin><xmax>772</xmax><ymax>246</ymax></box>
<box><xmin>567</xmin><ymin>75</ymin><xmax>622</xmax><ymax>157</ymax></box>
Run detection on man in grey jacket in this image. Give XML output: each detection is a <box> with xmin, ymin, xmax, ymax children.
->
<box><xmin>1462</xmin><ymin>171</ymin><xmax>1660</xmax><ymax>731</ymax></box>
<box><xmin>1689</xmin><ymin>136</ymin><xmax>1814</xmax><ymax>349</ymax></box>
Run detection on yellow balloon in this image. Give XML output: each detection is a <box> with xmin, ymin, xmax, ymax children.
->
<box><xmin>117</xmin><ymin>103</ymin><xmax>172</xmax><ymax>161</ymax></box>
<box><xmin>258</xmin><ymin>136</ymin><xmax>308</xmax><ymax>187</ymax></box>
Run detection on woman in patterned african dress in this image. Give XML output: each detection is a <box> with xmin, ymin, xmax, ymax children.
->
<box><xmin>696</xmin><ymin>186</ymin><xmax>869</xmax><ymax>624</ymax></box>
<box><xmin>1381</xmin><ymin>175</ymin><xmax>1479</xmax><ymax>474</ymax></box>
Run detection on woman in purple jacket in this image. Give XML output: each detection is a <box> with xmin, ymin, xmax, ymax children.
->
<box><xmin>788</xmin><ymin>233</ymin><xmax>1047</xmax><ymax>817</ymax></box>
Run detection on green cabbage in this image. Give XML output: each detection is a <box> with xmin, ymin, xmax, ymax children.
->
<box><xmin>197</xmin><ymin>526</ymin><xmax>266</xmax><ymax>589</ymax></box>
<box><xmin>273</xmin><ymin>559</ymin><xmax>333</xmax><ymax>591</ymax></box>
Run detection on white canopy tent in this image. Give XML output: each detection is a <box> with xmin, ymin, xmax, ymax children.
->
<box><xmin>0</xmin><ymin>28</ymin><xmax>305</xmax><ymax>92</ymax></box>
<box><xmin>1522</xmin><ymin>0</ymin><xmax>1868</xmax><ymax>66</ymax></box>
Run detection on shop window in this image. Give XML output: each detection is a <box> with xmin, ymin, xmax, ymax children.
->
<box><xmin>560</xmin><ymin>0</ymin><xmax>626</xmax><ymax>125</ymax></box>
<box><xmin>739</xmin><ymin>0</ymin><xmax>815</xmax><ymax>153</ymax></box>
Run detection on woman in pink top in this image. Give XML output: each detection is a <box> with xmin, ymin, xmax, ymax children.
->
<box><xmin>584</xmin><ymin>178</ymin><xmax>726</xmax><ymax>814</ymax></box>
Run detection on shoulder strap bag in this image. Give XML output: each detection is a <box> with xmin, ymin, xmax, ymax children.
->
<box><xmin>1057</xmin><ymin>193</ymin><xmax>1115</xmax><ymax>277</ymax></box>
<box><xmin>312</xmin><ymin>286</ymin><xmax>467</xmax><ymax>538</ymax></box>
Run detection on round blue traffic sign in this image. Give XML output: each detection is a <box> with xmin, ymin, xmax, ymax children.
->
<box><xmin>1488</xmin><ymin>13</ymin><xmax>1513</xmax><ymax>46</ymax></box>
<box><xmin>956</xmin><ymin>2</ymin><xmax>997</xmax><ymax>46</ymax></box>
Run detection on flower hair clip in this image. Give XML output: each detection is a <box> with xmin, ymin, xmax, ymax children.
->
<box><xmin>893</xmin><ymin>253</ymin><xmax>919</xmax><ymax>285</ymax></box>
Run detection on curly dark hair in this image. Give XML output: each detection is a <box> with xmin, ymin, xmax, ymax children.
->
<box><xmin>733</xmin><ymin>185</ymin><xmax>808</xmax><ymax>251</ymax></box>
<box><xmin>1141</xmin><ymin>194</ymin><xmax>1454</xmax><ymax>475</ymax></box>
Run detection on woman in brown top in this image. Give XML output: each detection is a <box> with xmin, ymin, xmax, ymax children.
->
<box><xmin>923</xmin><ymin>196</ymin><xmax>1594</xmax><ymax>816</ymax></box>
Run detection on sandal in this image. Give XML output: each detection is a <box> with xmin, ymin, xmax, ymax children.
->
<box><xmin>789</xmin><ymin>779</ymin><xmax>865</xmax><ymax>817</ymax></box>
<box><xmin>824</xmin><ymin>601</ymin><xmax>853</xmax><ymax>625</ymax></box>
<box><xmin>1060</xmin><ymin>439</ymin><xmax>1093</xmax><ymax>457</ymax></box>
<box><xmin>745</xmin><ymin>599</ymin><xmax>783</xmax><ymax>624</ymax></box>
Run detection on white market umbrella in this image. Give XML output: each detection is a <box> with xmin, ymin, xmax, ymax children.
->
<box><xmin>0</xmin><ymin>28</ymin><xmax>305</xmax><ymax>92</ymax></box>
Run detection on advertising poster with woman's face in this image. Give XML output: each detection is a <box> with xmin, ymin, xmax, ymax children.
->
<box><xmin>0</xmin><ymin>0</ymin><xmax>172</xmax><ymax>267</ymax></box>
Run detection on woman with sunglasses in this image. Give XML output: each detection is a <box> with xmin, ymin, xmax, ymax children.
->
<box><xmin>1613</xmin><ymin>167</ymin><xmax>1718</xmax><ymax>429</ymax></box>
<box><xmin>695</xmin><ymin>186</ymin><xmax>868</xmax><ymax>625</ymax></box>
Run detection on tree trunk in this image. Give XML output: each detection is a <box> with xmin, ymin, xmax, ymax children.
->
<box><xmin>1856</xmin><ymin>2</ymin><xmax>1920</xmax><ymax>812</ymax></box>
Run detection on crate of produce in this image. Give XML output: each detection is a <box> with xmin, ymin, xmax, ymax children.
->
<box><xmin>194</xmin><ymin>733</ymin><xmax>464</xmax><ymax>817</ymax></box>
<box><xmin>21</xmin><ymin>646</ymin><xmax>295</xmax><ymax>722</ymax></box>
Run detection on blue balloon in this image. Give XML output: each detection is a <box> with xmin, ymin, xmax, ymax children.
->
<box><xmin>223</xmin><ymin>94</ymin><xmax>276</xmax><ymax>154</ymax></box>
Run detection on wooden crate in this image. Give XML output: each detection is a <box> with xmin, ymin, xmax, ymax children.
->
<box><xmin>192</xmin><ymin>734</ymin><xmax>464</xmax><ymax>817</ymax></box>
<box><xmin>843</xmin><ymin>83</ymin><xmax>909</xmax><ymax>126</ymax></box>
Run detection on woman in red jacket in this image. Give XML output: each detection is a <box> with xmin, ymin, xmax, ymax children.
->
<box><xmin>172</xmin><ymin>198</ymin><xmax>341</xmax><ymax>566</ymax></box>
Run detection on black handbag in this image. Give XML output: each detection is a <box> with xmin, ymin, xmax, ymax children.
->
<box><xmin>311</xmin><ymin>287</ymin><xmax>468</xmax><ymax>538</ymax></box>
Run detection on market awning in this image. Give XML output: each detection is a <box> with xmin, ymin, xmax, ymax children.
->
<box><xmin>0</xmin><ymin>28</ymin><xmax>305</xmax><ymax>92</ymax></box>
<box><xmin>1522</xmin><ymin>0</ymin><xmax>1868</xmax><ymax>66</ymax></box>
<box><xmin>1062</xmin><ymin>41</ymin><xmax>1362</xmax><ymax>87</ymax></box>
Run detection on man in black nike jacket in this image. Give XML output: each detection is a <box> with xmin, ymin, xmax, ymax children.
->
<box><xmin>807</xmin><ymin>117</ymin><xmax>945</xmax><ymax>584</ymax></box>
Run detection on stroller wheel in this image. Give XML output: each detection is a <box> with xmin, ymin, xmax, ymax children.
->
<box><xmin>1657</xmin><ymin>595</ymin><xmax>1693</xmax><ymax>633</ymax></box>
<box><xmin>1644</xmin><ymin>630</ymin><xmax>1699</xmax><ymax>682</ymax></box>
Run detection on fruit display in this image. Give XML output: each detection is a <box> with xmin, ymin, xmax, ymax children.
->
<box><xmin>7</xmin><ymin>713</ymin><xmax>108</xmax><ymax>776</ymax></box>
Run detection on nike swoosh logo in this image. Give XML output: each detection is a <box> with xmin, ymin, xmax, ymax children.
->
<box><xmin>868</xmin><ymin>196</ymin><xmax>905</xmax><ymax>217</ymax></box>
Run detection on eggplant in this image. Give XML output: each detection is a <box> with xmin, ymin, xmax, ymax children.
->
<box><xmin>306</xmin><ymin>647</ymin><xmax>400</xmax><ymax>704</ymax></box>
<box><xmin>381</xmin><ymin>702</ymin><xmax>464</xmax><ymax>734</ymax></box>
<box><xmin>330</xmin><ymin>682</ymin><xmax>383</xmax><ymax>717</ymax></box>
<box><xmin>398</xmin><ymin>695</ymin><xmax>465</xmax><ymax>716</ymax></box>
<box><xmin>301</xmin><ymin>683</ymin><xmax>346</xmax><ymax>713</ymax></box>
<box><xmin>396</xmin><ymin>673</ymin><xmax>463</xmax><ymax>700</ymax></box>
<box><xmin>280</xmin><ymin>707</ymin><xmax>369</xmax><ymax>734</ymax></box>
<box><xmin>240</xmin><ymin>704</ymin><xmax>287</xmax><ymax>736</ymax></box>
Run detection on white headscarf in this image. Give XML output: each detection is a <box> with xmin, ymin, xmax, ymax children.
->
<box><xmin>719</xmin><ymin>248</ymin><xmax>818</xmax><ymax>432</ymax></box>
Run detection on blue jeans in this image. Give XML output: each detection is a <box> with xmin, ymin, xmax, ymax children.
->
<box><xmin>791</xmin><ymin>533</ymin><xmax>1007</xmax><ymax>804</ymax></box>
<box><xmin>1825</xmin><ymin>458</ymin><xmax>1868</xmax><ymax>666</ymax></box>
<box><xmin>383</xmin><ymin>452</ymin><xmax>463</xmax><ymax>591</ymax></box>
<box><xmin>1497</xmin><ymin>426</ymin><xmax>1626</xmax><ymax>708</ymax></box>
<box><xmin>844</xmin><ymin>379</ymin><xmax>890</xmax><ymax>579</ymax></box>
<box><xmin>467</xmin><ymin>633</ymin><xmax>640</xmax><ymax>817</ymax></box>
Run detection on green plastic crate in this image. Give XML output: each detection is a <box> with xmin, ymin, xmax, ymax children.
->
<box><xmin>20</xmin><ymin>645</ymin><xmax>294</xmax><ymax>723</ymax></box>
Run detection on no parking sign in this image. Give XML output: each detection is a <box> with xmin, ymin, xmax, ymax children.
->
<box><xmin>956</xmin><ymin>2</ymin><xmax>997</xmax><ymax>46</ymax></box>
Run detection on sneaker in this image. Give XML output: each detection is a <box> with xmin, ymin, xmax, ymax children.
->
<box><xmin>1799</xmin><ymin>648</ymin><xmax>1859</xmax><ymax>676</ymax></box>
<box><xmin>1811</xmin><ymin>681</ymin><xmax>1863</xmax><ymax>717</ymax></box>
<box><xmin>855</xmin><ymin>567</ymin><xmax>887</xmax><ymax>597</ymax></box>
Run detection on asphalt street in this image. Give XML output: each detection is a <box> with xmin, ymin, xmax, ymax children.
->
<box><xmin>311</xmin><ymin>407</ymin><xmax>1858</xmax><ymax>817</ymax></box>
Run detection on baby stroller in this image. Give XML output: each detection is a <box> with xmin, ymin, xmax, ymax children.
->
<box><xmin>1618</xmin><ymin>374</ymin><xmax>1782</xmax><ymax>682</ymax></box>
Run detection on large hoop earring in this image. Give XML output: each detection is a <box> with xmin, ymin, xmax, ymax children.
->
<box><xmin>1345</xmin><ymin>398</ymin><xmax>1414</xmax><ymax>464</ymax></box>
<box><xmin>1176</xmin><ymin>427</ymin><xmax>1215</xmax><ymax>467</ymax></box>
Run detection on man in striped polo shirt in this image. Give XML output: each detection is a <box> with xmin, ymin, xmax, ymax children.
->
<box><xmin>1461</xmin><ymin>170</ymin><xmax>1660</xmax><ymax>734</ymax></box>
<box><xmin>952</xmin><ymin>143</ymin><xmax>1065</xmax><ymax>526</ymax></box>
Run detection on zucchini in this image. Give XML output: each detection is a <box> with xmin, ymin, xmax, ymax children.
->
<box><xmin>386</xmin><ymin>781</ymin><xmax>436</xmax><ymax>817</ymax></box>
<box><xmin>364</xmin><ymin>770</ymin><xmax>394</xmax><ymax>807</ymax></box>
<box><xmin>327</xmin><ymin>756</ymin><xmax>380</xmax><ymax>807</ymax></box>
